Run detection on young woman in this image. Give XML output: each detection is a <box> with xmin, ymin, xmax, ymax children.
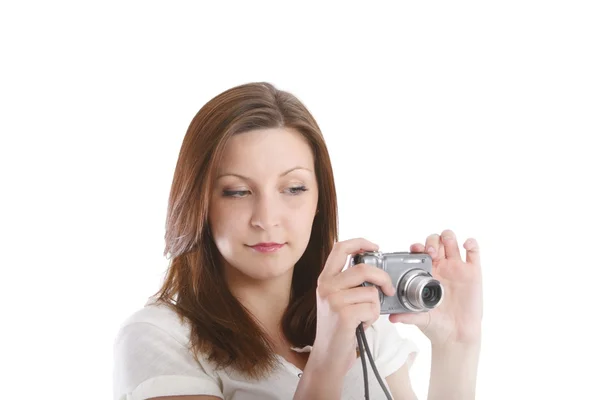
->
<box><xmin>113</xmin><ymin>82</ymin><xmax>483</xmax><ymax>400</ymax></box>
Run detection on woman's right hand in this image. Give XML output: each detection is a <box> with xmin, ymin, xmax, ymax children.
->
<box><xmin>309</xmin><ymin>238</ymin><xmax>396</xmax><ymax>379</ymax></box>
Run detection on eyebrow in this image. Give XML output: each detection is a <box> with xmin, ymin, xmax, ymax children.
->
<box><xmin>216</xmin><ymin>166</ymin><xmax>313</xmax><ymax>181</ymax></box>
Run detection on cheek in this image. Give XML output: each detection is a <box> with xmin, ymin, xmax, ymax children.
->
<box><xmin>293</xmin><ymin>191</ymin><xmax>318</xmax><ymax>229</ymax></box>
<box><xmin>289</xmin><ymin>205</ymin><xmax>317</xmax><ymax>237</ymax></box>
<box><xmin>208</xmin><ymin>201</ymin><xmax>242</xmax><ymax>245</ymax></box>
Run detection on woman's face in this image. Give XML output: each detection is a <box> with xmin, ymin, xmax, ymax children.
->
<box><xmin>208</xmin><ymin>127</ymin><xmax>319</xmax><ymax>282</ymax></box>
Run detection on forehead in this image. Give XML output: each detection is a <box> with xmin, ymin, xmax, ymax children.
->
<box><xmin>218</xmin><ymin>128</ymin><xmax>314</xmax><ymax>173</ymax></box>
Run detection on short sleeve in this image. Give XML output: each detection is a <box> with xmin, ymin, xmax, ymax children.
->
<box><xmin>113</xmin><ymin>322</ymin><xmax>224</xmax><ymax>400</ymax></box>
<box><xmin>371</xmin><ymin>317</ymin><xmax>419</xmax><ymax>378</ymax></box>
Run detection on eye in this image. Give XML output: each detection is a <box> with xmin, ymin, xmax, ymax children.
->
<box><xmin>222</xmin><ymin>190</ymin><xmax>251</xmax><ymax>198</ymax></box>
<box><xmin>287</xmin><ymin>185</ymin><xmax>308</xmax><ymax>195</ymax></box>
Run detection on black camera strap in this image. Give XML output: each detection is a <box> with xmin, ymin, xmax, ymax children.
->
<box><xmin>356</xmin><ymin>324</ymin><xmax>394</xmax><ymax>400</ymax></box>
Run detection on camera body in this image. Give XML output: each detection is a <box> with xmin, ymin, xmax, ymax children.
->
<box><xmin>351</xmin><ymin>251</ymin><xmax>444</xmax><ymax>314</ymax></box>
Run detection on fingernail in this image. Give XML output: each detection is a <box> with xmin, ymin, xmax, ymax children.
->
<box><xmin>442</xmin><ymin>235</ymin><xmax>453</xmax><ymax>242</ymax></box>
<box><xmin>427</xmin><ymin>246</ymin><xmax>436</xmax><ymax>255</ymax></box>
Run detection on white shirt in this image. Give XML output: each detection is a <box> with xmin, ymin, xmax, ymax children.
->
<box><xmin>113</xmin><ymin>299</ymin><xmax>418</xmax><ymax>400</ymax></box>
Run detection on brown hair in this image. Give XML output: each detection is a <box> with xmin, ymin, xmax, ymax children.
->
<box><xmin>152</xmin><ymin>82</ymin><xmax>338</xmax><ymax>380</ymax></box>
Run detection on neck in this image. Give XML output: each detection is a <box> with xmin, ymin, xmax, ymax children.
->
<box><xmin>224</xmin><ymin>265</ymin><xmax>294</xmax><ymax>347</ymax></box>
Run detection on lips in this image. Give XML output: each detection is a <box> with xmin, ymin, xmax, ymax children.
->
<box><xmin>249</xmin><ymin>242</ymin><xmax>285</xmax><ymax>253</ymax></box>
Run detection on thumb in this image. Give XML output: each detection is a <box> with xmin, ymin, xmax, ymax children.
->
<box><xmin>389</xmin><ymin>312</ymin><xmax>430</xmax><ymax>331</ymax></box>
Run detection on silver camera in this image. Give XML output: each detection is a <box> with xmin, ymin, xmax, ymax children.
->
<box><xmin>351</xmin><ymin>251</ymin><xmax>444</xmax><ymax>314</ymax></box>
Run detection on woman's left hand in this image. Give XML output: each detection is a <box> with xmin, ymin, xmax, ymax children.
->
<box><xmin>389</xmin><ymin>229</ymin><xmax>483</xmax><ymax>346</ymax></box>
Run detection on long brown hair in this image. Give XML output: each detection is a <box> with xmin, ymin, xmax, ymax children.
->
<box><xmin>153</xmin><ymin>82</ymin><xmax>338</xmax><ymax>380</ymax></box>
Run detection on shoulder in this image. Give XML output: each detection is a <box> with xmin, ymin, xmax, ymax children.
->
<box><xmin>114</xmin><ymin>298</ymin><xmax>191</xmax><ymax>347</ymax></box>
<box><xmin>113</xmin><ymin>299</ymin><xmax>223</xmax><ymax>400</ymax></box>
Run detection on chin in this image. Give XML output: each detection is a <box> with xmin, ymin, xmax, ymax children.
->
<box><xmin>237</xmin><ymin>248</ymin><xmax>298</xmax><ymax>281</ymax></box>
<box><xmin>238</xmin><ymin>263</ymin><xmax>294</xmax><ymax>282</ymax></box>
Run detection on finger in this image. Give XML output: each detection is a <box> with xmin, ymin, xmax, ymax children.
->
<box><xmin>329</xmin><ymin>286</ymin><xmax>381</xmax><ymax>310</ymax></box>
<box><xmin>425</xmin><ymin>233</ymin><xmax>444</xmax><ymax>261</ymax></box>
<box><xmin>331</xmin><ymin>287</ymin><xmax>382</xmax><ymax>329</ymax></box>
<box><xmin>410</xmin><ymin>243</ymin><xmax>425</xmax><ymax>253</ymax></box>
<box><xmin>333</xmin><ymin>264</ymin><xmax>395</xmax><ymax>296</ymax></box>
<box><xmin>389</xmin><ymin>311</ymin><xmax>430</xmax><ymax>331</ymax></box>
<box><xmin>463</xmin><ymin>237</ymin><xmax>481</xmax><ymax>265</ymax></box>
<box><xmin>321</xmin><ymin>238</ymin><xmax>379</xmax><ymax>278</ymax></box>
<box><xmin>440</xmin><ymin>229</ymin><xmax>462</xmax><ymax>260</ymax></box>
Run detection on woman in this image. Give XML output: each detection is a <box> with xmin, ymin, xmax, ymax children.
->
<box><xmin>113</xmin><ymin>82</ymin><xmax>483</xmax><ymax>400</ymax></box>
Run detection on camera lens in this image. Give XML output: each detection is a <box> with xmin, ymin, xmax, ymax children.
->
<box><xmin>399</xmin><ymin>270</ymin><xmax>444</xmax><ymax>312</ymax></box>
<box><xmin>421</xmin><ymin>282</ymin><xmax>442</xmax><ymax>307</ymax></box>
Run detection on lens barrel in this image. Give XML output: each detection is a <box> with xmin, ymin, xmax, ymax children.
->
<box><xmin>399</xmin><ymin>270</ymin><xmax>443</xmax><ymax>311</ymax></box>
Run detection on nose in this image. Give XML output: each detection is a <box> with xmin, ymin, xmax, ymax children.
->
<box><xmin>250</xmin><ymin>193</ymin><xmax>281</xmax><ymax>230</ymax></box>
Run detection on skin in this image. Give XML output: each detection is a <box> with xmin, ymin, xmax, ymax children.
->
<box><xmin>393</xmin><ymin>232</ymin><xmax>483</xmax><ymax>346</ymax></box>
<box><xmin>155</xmin><ymin>127</ymin><xmax>484</xmax><ymax>400</ymax></box>
<box><xmin>208</xmin><ymin>127</ymin><xmax>319</xmax><ymax>346</ymax></box>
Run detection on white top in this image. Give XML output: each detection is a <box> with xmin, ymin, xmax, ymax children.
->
<box><xmin>113</xmin><ymin>299</ymin><xmax>419</xmax><ymax>400</ymax></box>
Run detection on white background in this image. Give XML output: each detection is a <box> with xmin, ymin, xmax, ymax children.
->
<box><xmin>1</xmin><ymin>1</ymin><xmax>599</xmax><ymax>399</ymax></box>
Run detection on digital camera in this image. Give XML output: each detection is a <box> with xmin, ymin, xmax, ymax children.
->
<box><xmin>351</xmin><ymin>251</ymin><xmax>444</xmax><ymax>314</ymax></box>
